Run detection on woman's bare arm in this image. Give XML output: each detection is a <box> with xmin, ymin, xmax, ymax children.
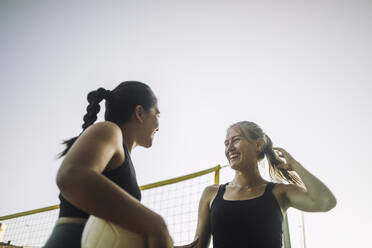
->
<box><xmin>274</xmin><ymin>147</ymin><xmax>337</xmax><ymax>212</ymax></box>
<box><xmin>193</xmin><ymin>185</ymin><xmax>218</xmax><ymax>248</ymax></box>
<box><xmin>56</xmin><ymin>122</ymin><xmax>167</xmax><ymax>238</ymax></box>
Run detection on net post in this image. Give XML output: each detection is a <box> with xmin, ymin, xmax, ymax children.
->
<box><xmin>282</xmin><ymin>214</ymin><xmax>291</xmax><ymax>248</ymax></box>
<box><xmin>214</xmin><ymin>165</ymin><xmax>221</xmax><ymax>184</ymax></box>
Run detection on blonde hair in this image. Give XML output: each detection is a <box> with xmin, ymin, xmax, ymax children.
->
<box><xmin>230</xmin><ymin>121</ymin><xmax>302</xmax><ymax>186</ymax></box>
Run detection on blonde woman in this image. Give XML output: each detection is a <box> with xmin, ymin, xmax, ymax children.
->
<box><xmin>188</xmin><ymin>121</ymin><xmax>336</xmax><ymax>248</ymax></box>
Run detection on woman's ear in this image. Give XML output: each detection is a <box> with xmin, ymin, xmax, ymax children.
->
<box><xmin>134</xmin><ymin>105</ymin><xmax>145</xmax><ymax>123</ymax></box>
<box><xmin>256</xmin><ymin>138</ymin><xmax>265</xmax><ymax>153</ymax></box>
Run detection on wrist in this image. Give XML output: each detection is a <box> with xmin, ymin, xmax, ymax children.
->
<box><xmin>292</xmin><ymin>161</ymin><xmax>302</xmax><ymax>171</ymax></box>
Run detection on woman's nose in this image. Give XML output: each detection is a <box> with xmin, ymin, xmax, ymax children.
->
<box><xmin>226</xmin><ymin>142</ymin><xmax>234</xmax><ymax>152</ymax></box>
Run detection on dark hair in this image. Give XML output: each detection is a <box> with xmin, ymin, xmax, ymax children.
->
<box><xmin>230</xmin><ymin>121</ymin><xmax>302</xmax><ymax>186</ymax></box>
<box><xmin>58</xmin><ymin>81</ymin><xmax>157</xmax><ymax>158</ymax></box>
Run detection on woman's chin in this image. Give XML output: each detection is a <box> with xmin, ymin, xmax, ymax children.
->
<box><xmin>230</xmin><ymin>162</ymin><xmax>237</xmax><ymax>169</ymax></box>
<box><xmin>230</xmin><ymin>162</ymin><xmax>242</xmax><ymax>170</ymax></box>
<box><xmin>143</xmin><ymin>140</ymin><xmax>153</xmax><ymax>148</ymax></box>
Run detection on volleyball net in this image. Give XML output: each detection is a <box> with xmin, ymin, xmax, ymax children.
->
<box><xmin>0</xmin><ymin>165</ymin><xmax>304</xmax><ymax>248</ymax></box>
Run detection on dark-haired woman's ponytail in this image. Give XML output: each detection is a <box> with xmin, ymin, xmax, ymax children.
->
<box><xmin>58</xmin><ymin>88</ymin><xmax>112</xmax><ymax>158</ymax></box>
<box><xmin>82</xmin><ymin>88</ymin><xmax>111</xmax><ymax>130</ymax></box>
<box><xmin>264</xmin><ymin>134</ymin><xmax>303</xmax><ymax>186</ymax></box>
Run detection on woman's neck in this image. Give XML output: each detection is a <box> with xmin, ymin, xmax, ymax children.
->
<box><xmin>120</xmin><ymin>124</ymin><xmax>137</xmax><ymax>154</ymax></box>
<box><xmin>231</xmin><ymin>169</ymin><xmax>266</xmax><ymax>188</ymax></box>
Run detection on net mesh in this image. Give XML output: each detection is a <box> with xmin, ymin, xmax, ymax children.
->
<box><xmin>141</xmin><ymin>172</ymin><xmax>214</xmax><ymax>246</ymax></box>
<box><xmin>0</xmin><ymin>169</ymin><xmax>216</xmax><ymax>247</ymax></box>
<box><xmin>1</xmin><ymin>208</ymin><xmax>59</xmax><ymax>248</ymax></box>
<box><xmin>0</xmin><ymin>166</ymin><xmax>304</xmax><ymax>248</ymax></box>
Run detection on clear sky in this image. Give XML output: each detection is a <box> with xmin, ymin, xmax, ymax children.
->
<box><xmin>0</xmin><ymin>0</ymin><xmax>371</xmax><ymax>247</ymax></box>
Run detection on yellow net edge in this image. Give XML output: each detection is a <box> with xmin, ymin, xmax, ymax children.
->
<box><xmin>0</xmin><ymin>165</ymin><xmax>222</xmax><ymax>221</ymax></box>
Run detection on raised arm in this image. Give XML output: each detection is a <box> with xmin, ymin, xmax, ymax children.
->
<box><xmin>56</xmin><ymin>121</ymin><xmax>172</xmax><ymax>248</ymax></box>
<box><xmin>274</xmin><ymin>147</ymin><xmax>337</xmax><ymax>212</ymax></box>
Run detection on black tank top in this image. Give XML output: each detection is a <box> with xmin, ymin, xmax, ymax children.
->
<box><xmin>58</xmin><ymin>144</ymin><xmax>141</xmax><ymax>218</ymax></box>
<box><xmin>210</xmin><ymin>182</ymin><xmax>283</xmax><ymax>248</ymax></box>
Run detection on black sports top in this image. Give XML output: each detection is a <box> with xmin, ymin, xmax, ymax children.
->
<box><xmin>58</xmin><ymin>144</ymin><xmax>141</xmax><ymax>218</ymax></box>
<box><xmin>210</xmin><ymin>182</ymin><xmax>283</xmax><ymax>248</ymax></box>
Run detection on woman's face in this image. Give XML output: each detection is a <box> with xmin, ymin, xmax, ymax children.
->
<box><xmin>137</xmin><ymin>102</ymin><xmax>160</xmax><ymax>148</ymax></box>
<box><xmin>224</xmin><ymin>126</ymin><xmax>260</xmax><ymax>170</ymax></box>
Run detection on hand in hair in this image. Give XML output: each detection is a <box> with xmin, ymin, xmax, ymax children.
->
<box><xmin>273</xmin><ymin>146</ymin><xmax>337</xmax><ymax>212</ymax></box>
<box><xmin>272</xmin><ymin>147</ymin><xmax>299</xmax><ymax>171</ymax></box>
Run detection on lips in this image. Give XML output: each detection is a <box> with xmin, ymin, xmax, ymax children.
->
<box><xmin>228</xmin><ymin>153</ymin><xmax>240</xmax><ymax>162</ymax></box>
<box><xmin>152</xmin><ymin>128</ymin><xmax>159</xmax><ymax>135</ymax></box>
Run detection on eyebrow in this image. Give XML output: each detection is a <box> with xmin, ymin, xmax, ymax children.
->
<box><xmin>224</xmin><ymin>135</ymin><xmax>242</xmax><ymax>144</ymax></box>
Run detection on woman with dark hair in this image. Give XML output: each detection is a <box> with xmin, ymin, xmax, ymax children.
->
<box><xmin>189</xmin><ymin>121</ymin><xmax>337</xmax><ymax>248</ymax></box>
<box><xmin>43</xmin><ymin>81</ymin><xmax>172</xmax><ymax>248</ymax></box>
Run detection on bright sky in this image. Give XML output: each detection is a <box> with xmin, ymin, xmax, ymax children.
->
<box><xmin>0</xmin><ymin>0</ymin><xmax>371</xmax><ymax>247</ymax></box>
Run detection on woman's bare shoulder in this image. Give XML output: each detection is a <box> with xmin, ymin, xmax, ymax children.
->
<box><xmin>205</xmin><ymin>184</ymin><xmax>220</xmax><ymax>191</ymax></box>
<box><xmin>64</xmin><ymin>121</ymin><xmax>124</xmax><ymax>164</ymax></box>
<box><xmin>81</xmin><ymin>121</ymin><xmax>123</xmax><ymax>145</ymax></box>
<box><xmin>86</xmin><ymin>121</ymin><xmax>122</xmax><ymax>135</ymax></box>
<box><xmin>201</xmin><ymin>184</ymin><xmax>220</xmax><ymax>207</ymax></box>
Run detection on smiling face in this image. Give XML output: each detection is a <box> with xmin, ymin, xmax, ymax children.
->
<box><xmin>224</xmin><ymin>126</ymin><xmax>263</xmax><ymax>171</ymax></box>
<box><xmin>136</xmin><ymin>102</ymin><xmax>160</xmax><ymax>148</ymax></box>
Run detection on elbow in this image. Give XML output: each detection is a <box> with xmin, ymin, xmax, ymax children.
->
<box><xmin>319</xmin><ymin>196</ymin><xmax>337</xmax><ymax>212</ymax></box>
<box><xmin>327</xmin><ymin>196</ymin><xmax>337</xmax><ymax>211</ymax></box>
<box><xmin>56</xmin><ymin>170</ymin><xmax>71</xmax><ymax>193</ymax></box>
<box><xmin>56</xmin><ymin>173</ymin><xmax>68</xmax><ymax>192</ymax></box>
<box><xmin>56</xmin><ymin>166</ymin><xmax>81</xmax><ymax>194</ymax></box>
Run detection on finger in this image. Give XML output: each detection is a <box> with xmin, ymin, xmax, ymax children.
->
<box><xmin>273</xmin><ymin>147</ymin><xmax>292</xmax><ymax>157</ymax></box>
<box><xmin>276</xmin><ymin>163</ymin><xmax>283</xmax><ymax>168</ymax></box>
<box><xmin>273</xmin><ymin>149</ymin><xmax>282</xmax><ymax>155</ymax></box>
<box><xmin>272</xmin><ymin>147</ymin><xmax>284</xmax><ymax>151</ymax></box>
<box><xmin>275</xmin><ymin>154</ymin><xmax>287</xmax><ymax>162</ymax></box>
<box><xmin>276</xmin><ymin>163</ymin><xmax>287</xmax><ymax>169</ymax></box>
<box><xmin>274</xmin><ymin>152</ymin><xmax>284</xmax><ymax>159</ymax></box>
<box><xmin>273</xmin><ymin>149</ymin><xmax>285</xmax><ymax>156</ymax></box>
<box><xmin>273</xmin><ymin>147</ymin><xmax>288</xmax><ymax>154</ymax></box>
